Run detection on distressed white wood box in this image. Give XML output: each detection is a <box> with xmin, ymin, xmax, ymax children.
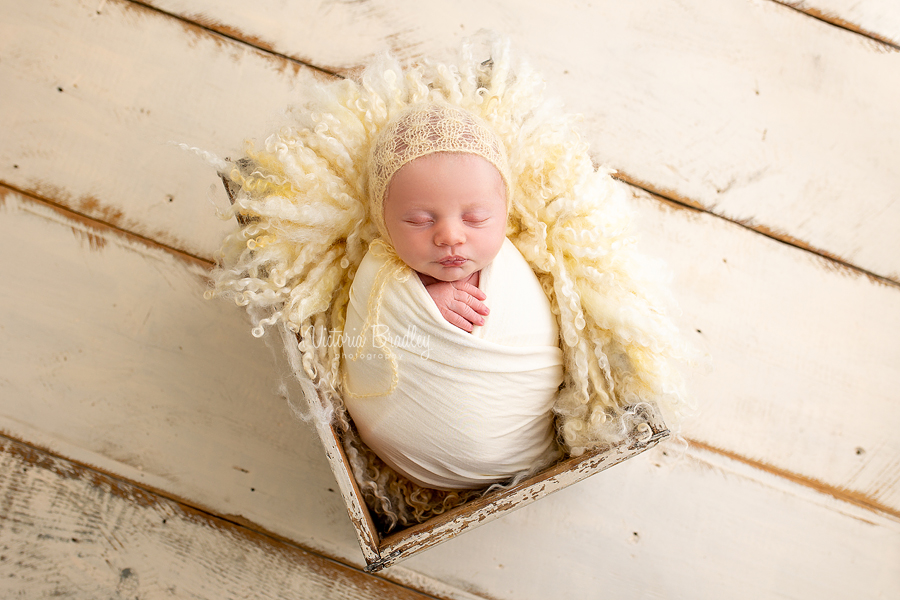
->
<box><xmin>222</xmin><ymin>170</ymin><xmax>669</xmax><ymax>572</ymax></box>
<box><xmin>311</xmin><ymin>392</ymin><xmax>667</xmax><ymax>572</ymax></box>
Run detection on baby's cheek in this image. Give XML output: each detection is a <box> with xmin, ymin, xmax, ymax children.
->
<box><xmin>396</xmin><ymin>235</ymin><xmax>431</xmax><ymax>266</ymax></box>
<box><xmin>485</xmin><ymin>228</ymin><xmax>506</xmax><ymax>258</ymax></box>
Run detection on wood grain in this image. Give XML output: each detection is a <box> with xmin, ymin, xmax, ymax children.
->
<box><xmin>0</xmin><ymin>186</ymin><xmax>483</xmax><ymax>600</ymax></box>
<box><xmin>776</xmin><ymin>0</ymin><xmax>900</xmax><ymax>47</ymax></box>
<box><xmin>0</xmin><ymin>436</ymin><xmax>435</xmax><ymax>600</ymax></box>
<box><xmin>0</xmin><ymin>0</ymin><xmax>317</xmax><ymax>261</ymax></box>
<box><xmin>0</xmin><ymin>186</ymin><xmax>363</xmax><ymax>561</ymax></box>
<box><xmin>398</xmin><ymin>438</ymin><xmax>900</xmax><ymax>600</ymax></box>
<box><xmin>140</xmin><ymin>0</ymin><xmax>900</xmax><ymax>282</ymax></box>
<box><xmin>366</xmin><ymin>405</ymin><xmax>668</xmax><ymax>571</ymax></box>
<box><xmin>5</xmin><ymin>169</ymin><xmax>900</xmax><ymax>524</ymax></box>
<box><xmin>632</xmin><ymin>187</ymin><xmax>900</xmax><ymax>517</ymax></box>
<box><xmin>1</xmin><ymin>0</ymin><xmax>898</xmax><ymax>597</ymax></box>
<box><xmin>1</xmin><ymin>173</ymin><xmax>898</xmax><ymax>597</ymax></box>
<box><xmin>2</xmin><ymin>0</ymin><xmax>897</xmax><ymax>281</ymax></box>
<box><xmin>3</xmin><ymin>433</ymin><xmax>897</xmax><ymax>600</ymax></box>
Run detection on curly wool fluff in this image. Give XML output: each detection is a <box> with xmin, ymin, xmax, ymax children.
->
<box><xmin>208</xmin><ymin>36</ymin><xmax>692</xmax><ymax>530</ymax></box>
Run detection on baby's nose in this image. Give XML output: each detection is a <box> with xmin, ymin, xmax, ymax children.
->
<box><xmin>435</xmin><ymin>221</ymin><xmax>465</xmax><ymax>246</ymax></box>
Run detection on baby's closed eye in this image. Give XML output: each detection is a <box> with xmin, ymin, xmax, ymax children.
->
<box><xmin>462</xmin><ymin>212</ymin><xmax>493</xmax><ymax>225</ymax></box>
<box><xmin>403</xmin><ymin>215</ymin><xmax>434</xmax><ymax>225</ymax></box>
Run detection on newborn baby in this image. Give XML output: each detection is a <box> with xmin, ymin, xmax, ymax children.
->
<box><xmin>342</xmin><ymin>104</ymin><xmax>564</xmax><ymax>490</ymax></box>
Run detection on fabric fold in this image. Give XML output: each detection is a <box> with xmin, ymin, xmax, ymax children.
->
<box><xmin>342</xmin><ymin>239</ymin><xmax>564</xmax><ymax>490</ymax></box>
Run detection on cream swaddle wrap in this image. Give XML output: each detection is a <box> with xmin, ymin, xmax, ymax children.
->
<box><xmin>343</xmin><ymin>238</ymin><xmax>564</xmax><ymax>490</ymax></box>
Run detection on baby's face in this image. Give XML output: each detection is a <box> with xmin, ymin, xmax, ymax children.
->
<box><xmin>384</xmin><ymin>153</ymin><xmax>507</xmax><ymax>283</ymax></box>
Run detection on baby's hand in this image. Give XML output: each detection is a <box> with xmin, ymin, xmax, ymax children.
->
<box><xmin>424</xmin><ymin>279</ymin><xmax>489</xmax><ymax>333</ymax></box>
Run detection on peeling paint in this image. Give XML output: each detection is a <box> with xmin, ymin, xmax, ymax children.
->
<box><xmin>0</xmin><ymin>432</ymin><xmax>413</xmax><ymax>596</ymax></box>
<box><xmin>0</xmin><ymin>433</ymin><xmax>161</xmax><ymax>511</ymax></box>
<box><xmin>687</xmin><ymin>438</ymin><xmax>899</xmax><ymax>522</ymax></box>
<box><xmin>366</xmin><ymin>409</ymin><xmax>668</xmax><ymax>571</ymax></box>
<box><xmin>749</xmin><ymin>222</ymin><xmax>895</xmax><ymax>289</ymax></box>
<box><xmin>0</xmin><ymin>181</ymin><xmax>211</xmax><ymax>269</ymax></box>
<box><xmin>183</xmin><ymin>13</ymin><xmax>307</xmax><ymax>78</ymax></box>
<box><xmin>126</xmin><ymin>0</ymin><xmax>339</xmax><ymax>78</ymax></box>
<box><xmin>614</xmin><ymin>171</ymin><xmax>707</xmax><ymax>214</ymax></box>
<box><xmin>69</xmin><ymin>226</ymin><xmax>108</xmax><ymax>251</ymax></box>
<box><xmin>773</xmin><ymin>2</ymin><xmax>900</xmax><ymax>51</ymax></box>
<box><xmin>615</xmin><ymin>172</ymin><xmax>899</xmax><ymax>289</ymax></box>
<box><xmin>0</xmin><ymin>434</ymin><xmax>438</xmax><ymax>600</ymax></box>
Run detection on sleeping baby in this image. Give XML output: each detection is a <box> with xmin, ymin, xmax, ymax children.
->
<box><xmin>208</xmin><ymin>43</ymin><xmax>690</xmax><ymax>529</ymax></box>
<box><xmin>342</xmin><ymin>104</ymin><xmax>564</xmax><ymax>491</ymax></box>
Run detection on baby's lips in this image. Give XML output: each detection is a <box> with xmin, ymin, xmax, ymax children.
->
<box><xmin>438</xmin><ymin>255</ymin><xmax>467</xmax><ymax>266</ymax></box>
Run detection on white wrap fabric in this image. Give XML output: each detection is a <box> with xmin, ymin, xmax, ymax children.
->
<box><xmin>342</xmin><ymin>239</ymin><xmax>564</xmax><ymax>490</ymax></box>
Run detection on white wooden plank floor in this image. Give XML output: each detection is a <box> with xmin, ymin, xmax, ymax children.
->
<box><xmin>4</xmin><ymin>0</ymin><xmax>899</xmax><ymax>280</ymax></box>
<box><xmin>0</xmin><ymin>0</ymin><xmax>313</xmax><ymax>260</ymax></box>
<box><xmin>0</xmin><ymin>437</ymin><xmax>441</xmax><ymax>600</ymax></box>
<box><xmin>2</xmin><ymin>176</ymin><xmax>898</xmax><ymax>597</ymax></box>
<box><xmin>143</xmin><ymin>0</ymin><xmax>900</xmax><ymax>282</ymax></box>
<box><xmin>634</xmin><ymin>189</ymin><xmax>900</xmax><ymax>516</ymax></box>
<box><xmin>0</xmin><ymin>0</ymin><xmax>898</xmax><ymax>597</ymax></box>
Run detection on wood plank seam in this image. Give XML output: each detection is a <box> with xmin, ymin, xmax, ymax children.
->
<box><xmin>125</xmin><ymin>0</ymin><xmax>342</xmax><ymax>77</ymax></box>
<box><xmin>0</xmin><ymin>180</ymin><xmax>212</xmax><ymax>269</ymax></box>
<box><xmin>0</xmin><ymin>430</ymin><xmax>462</xmax><ymax>600</ymax></box>
<box><xmin>615</xmin><ymin>173</ymin><xmax>900</xmax><ymax>291</ymax></box>
<box><xmin>687</xmin><ymin>438</ymin><xmax>900</xmax><ymax>523</ymax></box>
<box><xmin>6</xmin><ymin>179</ymin><xmax>897</xmax><ymax>523</ymax></box>
<box><xmin>9</xmin><ymin>161</ymin><xmax>895</xmax><ymax>301</ymax></box>
<box><xmin>771</xmin><ymin>1</ymin><xmax>900</xmax><ymax>51</ymax></box>
<box><xmin>4</xmin><ymin>2</ymin><xmax>896</xmax><ymax>596</ymax></box>
<box><xmin>121</xmin><ymin>0</ymin><xmax>900</xmax><ymax>289</ymax></box>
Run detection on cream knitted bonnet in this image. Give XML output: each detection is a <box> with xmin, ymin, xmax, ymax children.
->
<box><xmin>367</xmin><ymin>103</ymin><xmax>512</xmax><ymax>243</ymax></box>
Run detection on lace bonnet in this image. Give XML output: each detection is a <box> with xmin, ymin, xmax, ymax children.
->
<box><xmin>367</xmin><ymin>103</ymin><xmax>512</xmax><ymax>242</ymax></box>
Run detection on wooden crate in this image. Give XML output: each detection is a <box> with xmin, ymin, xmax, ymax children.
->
<box><xmin>313</xmin><ymin>388</ymin><xmax>667</xmax><ymax>570</ymax></box>
<box><xmin>280</xmin><ymin>322</ymin><xmax>669</xmax><ymax>570</ymax></box>
<box><xmin>222</xmin><ymin>168</ymin><xmax>669</xmax><ymax>571</ymax></box>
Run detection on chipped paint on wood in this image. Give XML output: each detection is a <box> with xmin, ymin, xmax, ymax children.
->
<box><xmin>631</xmin><ymin>186</ymin><xmax>900</xmax><ymax>516</ymax></box>
<box><xmin>0</xmin><ymin>182</ymin><xmax>210</xmax><ymax>268</ymax></box>
<box><xmin>362</xmin><ymin>406</ymin><xmax>668</xmax><ymax>571</ymax></box>
<box><xmin>140</xmin><ymin>0</ymin><xmax>900</xmax><ymax>283</ymax></box>
<box><xmin>774</xmin><ymin>0</ymin><xmax>900</xmax><ymax>49</ymax></box>
<box><xmin>0</xmin><ymin>187</ymin><xmax>370</xmax><ymax>562</ymax></box>
<box><xmin>616</xmin><ymin>173</ymin><xmax>900</xmax><ymax>290</ymax></box>
<box><xmin>3</xmin><ymin>169</ymin><xmax>900</xmax><ymax>585</ymax></box>
<box><xmin>387</xmin><ymin>437</ymin><xmax>900</xmax><ymax>600</ymax></box>
<box><xmin>0</xmin><ymin>436</ymin><xmax>436</xmax><ymax>600</ymax></box>
<box><xmin>226</xmin><ymin>173</ymin><xmax>667</xmax><ymax>570</ymax></box>
<box><xmin>0</xmin><ymin>0</ymin><xmax>318</xmax><ymax>261</ymax></box>
<box><xmin>689</xmin><ymin>438</ymin><xmax>900</xmax><ymax>521</ymax></box>
<box><xmin>2</xmin><ymin>1</ymin><xmax>900</xmax><ymax>598</ymax></box>
<box><xmin>0</xmin><ymin>188</ymin><xmax>482</xmax><ymax>599</ymax></box>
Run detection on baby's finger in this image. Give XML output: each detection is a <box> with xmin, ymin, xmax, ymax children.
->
<box><xmin>455</xmin><ymin>289</ymin><xmax>489</xmax><ymax>316</ymax></box>
<box><xmin>451</xmin><ymin>300</ymin><xmax>486</xmax><ymax>327</ymax></box>
<box><xmin>454</xmin><ymin>281</ymin><xmax>486</xmax><ymax>301</ymax></box>
<box><xmin>440</xmin><ymin>306</ymin><xmax>475</xmax><ymax>332</ymax></box>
